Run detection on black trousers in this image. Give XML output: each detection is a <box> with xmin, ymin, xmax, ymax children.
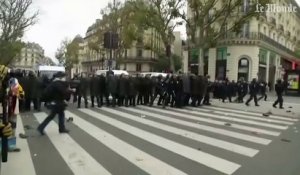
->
<box><xmin>273</xmin><ymin>94</ymin><xmax>283</xmax><ymax>108</ymax></box>
<box><xmin>246</xmin><ymin>94</ymin><xmax>258</xmax><ymax>105</ymax></box>
<box><xmin>258</xmin><ymin>93</ymin><xmax>267</xmax><ymax>101</ymax></box>
<box><xmin>105</xmin><ymin>93</ymin><xmax>116</xmax><ymax>107</ymax></box>
<box><xmin>90</xmin><ymin>95</ymin><xmax>101</xmax><ymax>107</ymax></box>
<box><xmin>203</xmin><ymin>93</ymin><xmax>210</xmax><ymax>104</ymax></box>
<box><xmin>78</xmin><ymin>95</ymin><xmax>88</xmax><ymax>108</ymax></box>
<box><xmin>38</xmin><ymin>105</ymin><xmax>66</xmax><ymax>132</ymax></box>
<box><xmin>25</xmin><ymin>97</ymin><xmax>40</xmax><ymax>111</ymax></box>
<box><xmin>129</xmin><ymin>95</ymin><xmax>136</xmax><ymax>106</ymax></box>
<box><xmin>183</xmin><ymin>93</ymin><xmax>190</xmax><ymax>106</ymax></box>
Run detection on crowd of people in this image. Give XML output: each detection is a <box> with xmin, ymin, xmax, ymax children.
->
<box><xmin>0</xmin><ymin>68</ymin><xmax>288</xmax><ymax>138</ymax></box>
<box><xmin>4</xmin><ymin>69</ymin><xmax>285</xmax><ymax>111</ymax></box>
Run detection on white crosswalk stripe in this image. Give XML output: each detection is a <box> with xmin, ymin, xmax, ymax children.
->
<box><xmin>203</xmin><ymin>106</ymin><xmax>298</xmax><ymax>122</ymax></box>
<box><xmin>79</xmin><ymin>108</ymin><xmax>241</xmax><ymax>175</ymax></box>
<box><xmin>188</xmin><ymin>107</ymin><xmax>294</xmax><ymax>125</ymax></box>
<box><xmin>34</xmin><ymin>112</ymin><xmax>112</xmax><ymax>175</ymax></box>
<box><xmin>3</xmin><ymin>105</ymin><xmax>298</xmax><ymax>175</ymax></box>
<box><xmin>144</xmin><ymin>106</ymin><xmax>282</xmax><ymax>136</ymax></box>
<box><xmin>1</xmin><ymin>115</ymin><xmax>36</xmax><ymax>175</ymax></box>
<box><xmin>101</xmin><ymin>107</ymin><xmax>259</xmax><ymax>157</ymax></box>
<box><xmin>137</xmin><ymin>106</ymin><xmax>272</xmax><ymax>145</ymax></box>
<box><xmin>64</xmin><ymin>110</ymin><xmax>188</xmax><ymax>175</ymax></box>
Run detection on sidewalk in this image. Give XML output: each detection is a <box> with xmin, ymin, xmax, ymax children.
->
<box><xmin>210</xmin><ymin>94</ymin><xmax>300</xmax><ymax>119</ymax></box>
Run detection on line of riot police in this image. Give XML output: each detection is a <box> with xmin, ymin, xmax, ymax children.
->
<box><xmin>68</xmin><ymin>72</ymin><xmax>213</xmax><ymax>109</ymax></box>
<box><xmin>13</xmin><ymin>69</ymin><xmax>286</xmax><ymax>111</ymax></box>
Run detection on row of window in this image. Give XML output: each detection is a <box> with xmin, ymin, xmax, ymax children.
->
<box><xmin>216</xmin><ymin>47</ymin><xmax>278</xmax><ymax>65</ymax></box>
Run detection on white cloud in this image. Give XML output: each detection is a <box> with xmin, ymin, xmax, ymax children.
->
<box><xmin>24</xmin><ymin>0</ymin><xmax>113</xmax><ymax>61</ymax></box>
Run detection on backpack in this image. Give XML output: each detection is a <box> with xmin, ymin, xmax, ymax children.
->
<box><xmin>41</xmin><ymin>84</ymin><xmax>54</xmax><ymax>102</ymax></box>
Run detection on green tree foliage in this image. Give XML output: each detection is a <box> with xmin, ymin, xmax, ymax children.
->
<box><xmin>129</xmin><ymin>0</ymin><xmax>185</xmax><ymax>71</ymax></box>
<box><xmin>153</xmin><ymin>53</ymin><xmax>182</xmax><ymax>72</ymax></box>
<box><xmin>86</xmin><ymin>0</ymin><xmax>146</xmax><ymax>67</ymax></box>
<box><xmin>182</xmin><ymin>0</ymin><xmax>270</xmax><ymax>75</ymax></box>
<box><xmin>0</xmin><ymin>0</ymin><xmax>38</xmax><ymax>65</ymax></box>
<box><xmin>55</xmin><ymin>36</ymin><xmax>82</xmax><ymax>72</ymax></box>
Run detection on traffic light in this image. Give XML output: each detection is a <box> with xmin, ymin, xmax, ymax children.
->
<box><xmin>104</xmin><ymin>32</ymin><xmax>118</xmax><ymax>49</ymax></box>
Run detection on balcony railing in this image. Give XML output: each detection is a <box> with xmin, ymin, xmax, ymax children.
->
<box><xmin>260</xmin><ymin>11</ymin><xmax>267</xmax><ymax>19</ymax></box>
<box><xmin>278</xmin><ymin>24</ymin><xmax>284</xmax><ymax>32</ymax></box>
<box><xmin>219</xmin><ymin>32</ymin><xmax>296</xmax><ymax>57</ymax></box>
<box><xmin>269</xmin><ymin>17</ymin><xmax>276</xmax><ymax>26</ymax></box>
<box><xmin>286</xmin><ymin>31</ymin><xmax>291</xmax><ymax>38</ymax></box>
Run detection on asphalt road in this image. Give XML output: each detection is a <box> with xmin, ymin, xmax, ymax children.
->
<box><xmin>1</xmin><ymin>100</ymin><xmax>300</xmax><ymax>175</ymax></box>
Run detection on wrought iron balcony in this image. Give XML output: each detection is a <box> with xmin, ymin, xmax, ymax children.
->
<box><xmin>278</xmin><ymin>24</ymin><xmax>284</xmax><ymax>32</ymax></box>
<box><xmin>259</xmin><ymin>11</ymin><xmax>267</xmax><ymax>20</ymax></box>
<box><xmin>219</xmin><ymin>32</ymin><xmax>296</xmax><ymax>57</ymax></box>
<box><xmin>269</xmin><ymin>17</ymin><xmax>276</xmax><ymax>26</ymax></box>
<box><xmin>286</xmin><ymin>31</ymin><xmax>291</xmax><ymax>38</ymax></box>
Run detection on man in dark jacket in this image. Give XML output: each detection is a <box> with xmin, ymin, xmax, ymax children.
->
<box><xmin>245</xmin><ymin>78</ymin><xmax>259</xmax><ymax>106</ymax></box>
<box><xmin>273</xmin><ymin>79</ymin><xmax>284</xmax><ymax>109</ymax></box>
<box><xmin>203</xmin><ymin>75</ymin><xmax>211</xmax><ymax>105</ymax></box>
<box><xmin>128</xmin><ymin>75</ymin><xmax>137</xmax><ymax>106</ymax></box>
<box><xmin>77</xmin><ymin>73</ymin><xmax>89</xmax><ymax>108</ymax></box>
<box><xmin>90</xmin><ymin>73</ymin><xmax>99</xmax><ymax>107</ymax></box>
<box><xmin>37</xmin><ymin>72</ymin><xmax>74</xmax><ymax>135</ymax></box>
<box><xmin>97</xmin><ymin>74</ymin><xmax>106</xmax><ymax>107</ymax></box>
<box><xmin>258</xmin><ymin>81</ymin><xmax>268</xmax><ymax>101</ymax></box>
<box><xmin>105</xmin><ymin>72</ymin><xmax>117</xmax><ymax>107</ymax></box>
<box><xmin>182</xmin><ymin>73</ymin><xmax>191</xmax><ymax>106</ymax></box>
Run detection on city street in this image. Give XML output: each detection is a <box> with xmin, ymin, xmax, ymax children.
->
<box><xmin>1</xmin><ymin>97</ymin><xmax>300</xmax><ymax>175</ymax></box>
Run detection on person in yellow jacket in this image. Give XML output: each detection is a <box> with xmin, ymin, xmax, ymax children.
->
<box><xmin>0</xmin><ymin>65</ymin><xmax>16</xmax><ymax>151</ymax></box>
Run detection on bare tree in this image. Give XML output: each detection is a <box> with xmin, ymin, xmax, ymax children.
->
<box><xmin>0</xmin><ymin>0</ymin><xmax>38</xmax><ymax>65</ymax></box>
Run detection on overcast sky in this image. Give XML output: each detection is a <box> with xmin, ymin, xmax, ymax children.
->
<box><xmin>24</xmin><ymin>0</ymin><xmax>300</xmax><ymax>62</ymax></box>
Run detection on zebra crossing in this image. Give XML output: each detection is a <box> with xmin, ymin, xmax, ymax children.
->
<box><xmin>1</xmin><ymin>104</ymin><xmax>298</xmax><ymax>175</ymax></box>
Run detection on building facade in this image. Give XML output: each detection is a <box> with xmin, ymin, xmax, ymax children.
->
<box><xmin>79</xmin><ymin>18</ymin><xmax>165</xmax><ymax>74</ymax></box>
<box><xmin>188</xmin><ymin>0</ymin><xmax>300</xmax><ymax>87</ymax></box>
<box><xmin>12</xmin><ymin>42</ymin><xmax>45</xmax><ymax>71</ymax></box>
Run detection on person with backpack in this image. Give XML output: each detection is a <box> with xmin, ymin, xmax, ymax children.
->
<box><xmin>37</xmin><ymin>72</ymin><xmax>75</xmax><ymax>135</ymax></box>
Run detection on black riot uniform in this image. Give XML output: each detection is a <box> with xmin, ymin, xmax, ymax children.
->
<box><xmin>258</xmin><ymin>81</ymin><xmax>268</xmax><ymax>101</ymax></box>
<box><xmin>128</xmin><ymin>76</ymin><xmax>137</xmax><ymax>106</ymax></box>
<box><xmin>203</xmin><ymin>75</ymin><xmax>211</xmax><ymax>105</ymax></box>
<box><xmin>77</xmin><ymin>74</ymin><xmax>89</xmax><ymax>108</ymax></box>
<box><xmin>273</xmin><ymin>79</ymin><xmax>284</xmax><ymax>109</ymax></box>
<box><xmin>245</xmin><ymin>78</ymin><xmax>259</xmax><ymax>106</ymax></box>
<box><xmin>90</xmin><ymin>74</ymin><xmax>99</xmax><ymax>107</ymax></box>
<box><xmin>105</xmin><ymin>73</ymin><xmax>117</xmax><ymax>107</ymax></box>
<box><xmin>97</xmin><ymin>74</ymin><xmax>106</xmax><ymax>107</ymax></box>
<box><xmin>70</xmin><ymin>75</ymin><xmax>80</xmax><ymax>103</ymax></box>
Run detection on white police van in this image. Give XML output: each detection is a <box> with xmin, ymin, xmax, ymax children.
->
<box><xmin>38</xmin><ymin>66</ymin><xmax>65</xmax><ymax>79</ymax></box>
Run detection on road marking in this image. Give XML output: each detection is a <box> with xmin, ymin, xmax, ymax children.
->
<box><xmin>152</xmin><ymin>107</ymin><xmax>281</xmax><ymax>136</ymax></box>
<box><xmin>80</xmin><ymin>108</ymin><xmax>241</xmax><ymax>175</ymax></box>
<box><xmin>34</xmin><ymin>112</ymin><xmax>111</xmax><ymax>175</ymax></box>
<box><xmin>65</xmin><ymin>111</ymin><xmax>188</xmax><ymax>175</ymax></box>
<box><xmin>137</xmin><ymin>106</ymin><xmax>272</xmax><ymax>145</ymax></box>
<box><xmin>188</xmin><ymin>107</ymin><xmax>294</xmax><ymax>125</ymax></box>
<box><xmin>203</xmin><ymin>106</ymin><xmax>298</xmax><ymax>122</ymax></box>
<box><xmin>1</xmin><ymin>115</ymin><xmax>36</xmax><ymax>175</ymax></box>
<box><xmin>180</xmin><ymin>107</ymin><xmax>288</xmax><ymax>130</ymax></box>
<box><xmin>103</xmin><ymin>107</ymin><xmax>259</xmax><ymax>157</ymax></box>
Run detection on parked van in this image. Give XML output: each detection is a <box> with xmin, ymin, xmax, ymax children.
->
<box><xmin>95</xmin><ymin>70</ymin><xmax>129</xmax><ymax>76</ymax></box>
<box><xmin>140</xmin><ymin>72</ymin><xmax>168</xmax><ymax>78</ymax></box>
<box><xmin>38</xmin><ymin>66</ymin><xmax>65</xmax><ymax>79</ymax></box>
